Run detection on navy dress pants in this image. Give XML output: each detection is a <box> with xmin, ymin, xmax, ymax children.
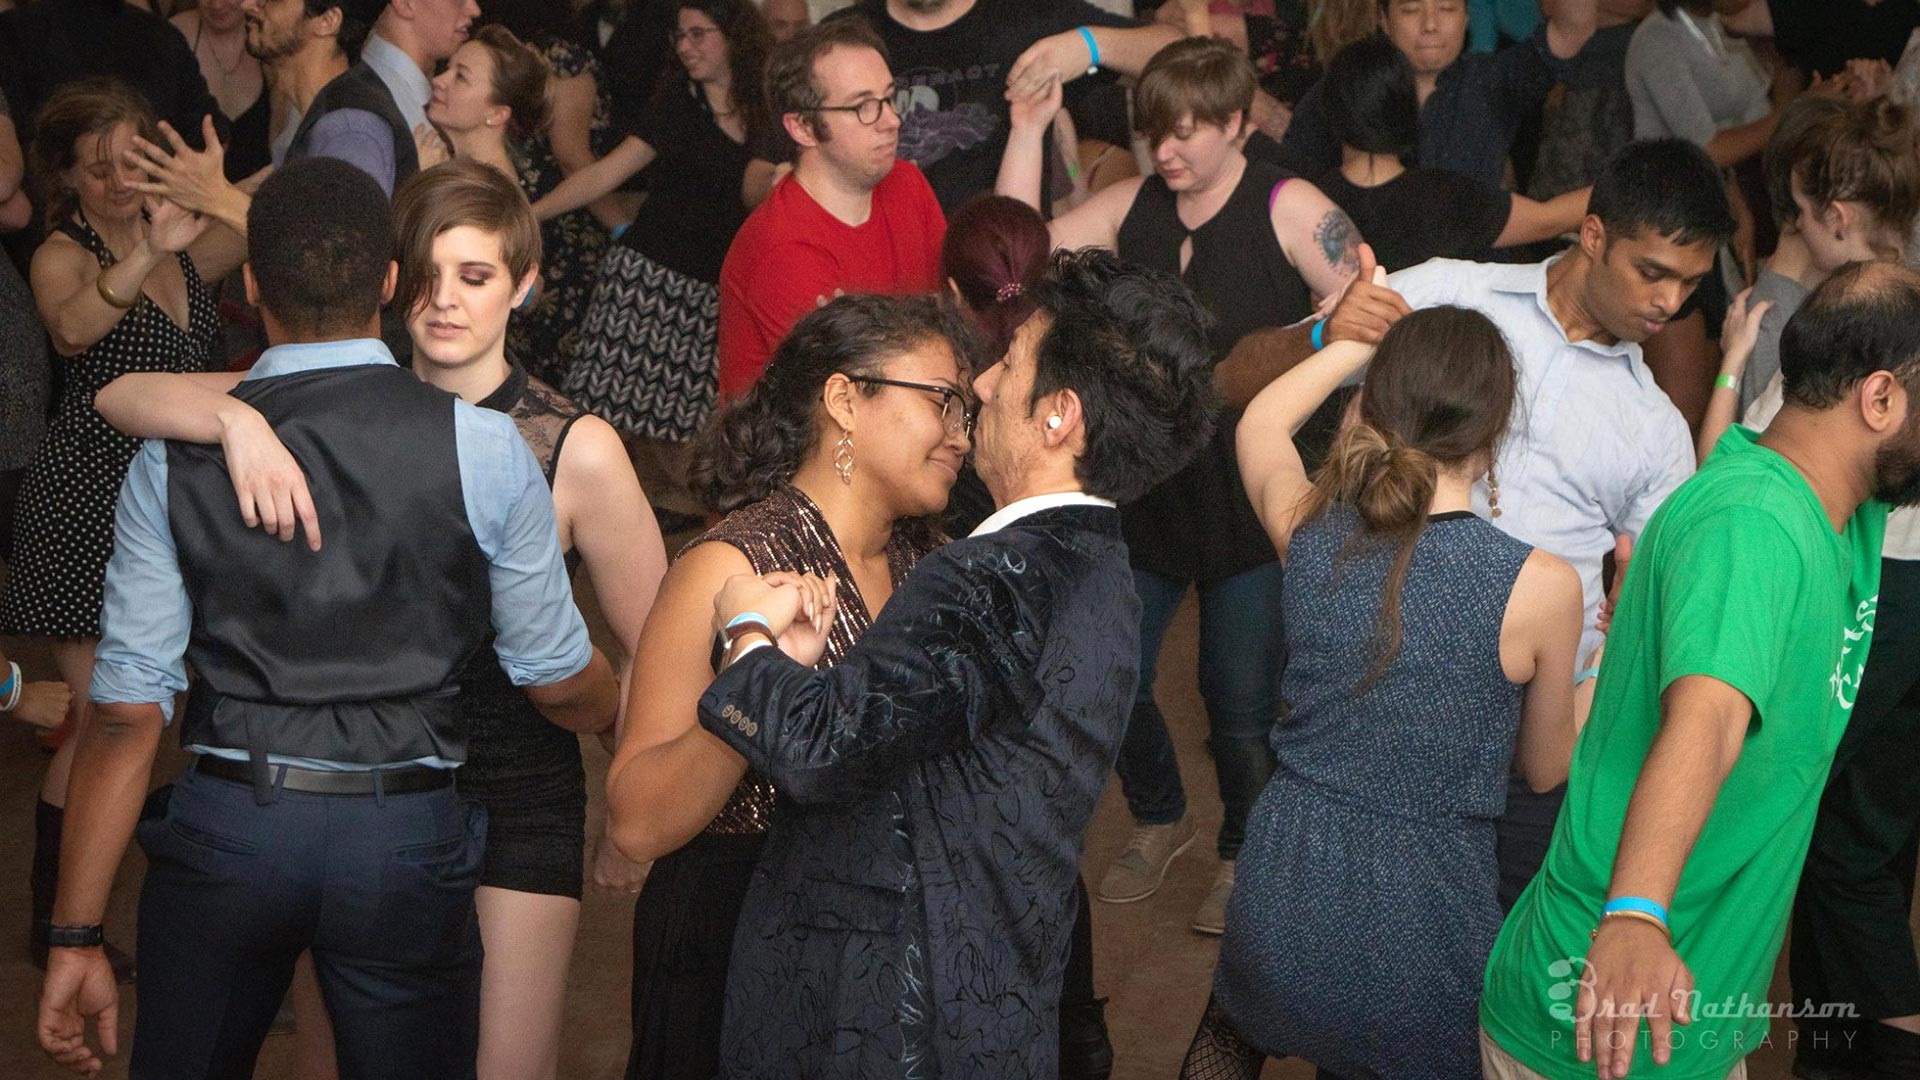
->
<box><xmin>130</xmin><ymin>761</ymin><xmax>487</xmax><ymax>1080</ymax></box>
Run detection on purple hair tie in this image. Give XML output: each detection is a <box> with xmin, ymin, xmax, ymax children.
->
<box><xmin>995</xmin><ymin>282</ymin><xmax>1024</xmax><ymax>303</ymax></box>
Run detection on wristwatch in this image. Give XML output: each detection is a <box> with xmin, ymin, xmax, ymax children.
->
<box><xmin>46</xmin><ymin>924</ymin><xmax>106</xmax><ymax>949</ymax></box>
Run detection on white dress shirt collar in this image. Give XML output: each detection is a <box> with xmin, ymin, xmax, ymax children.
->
<box><xmin>969</xmin><ymin>492</ymin><xmax>1117</xmax><ymax>537</ymax></box>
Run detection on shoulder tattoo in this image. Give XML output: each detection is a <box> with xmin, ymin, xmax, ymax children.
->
<box><xmin>1314</xmin><ymin>210</ymin><xmax>1361</xmax><ymax>276</ymax></box>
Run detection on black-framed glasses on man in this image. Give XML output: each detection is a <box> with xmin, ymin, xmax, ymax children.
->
<box><xmin>810</xmin><ymin>91</ymin><xmax>900</xmax><ymax>126</ymax></box>
<box><xmin>847</xmin><ymin>376</ymin><xmax>974</xmax><ymax>438</ymax></box>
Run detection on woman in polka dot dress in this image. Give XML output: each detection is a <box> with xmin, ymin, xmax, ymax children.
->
<box><xmin>1</xmin><ymin>79</ymin><xmax>233</xmax><ymax>973</ymax></box>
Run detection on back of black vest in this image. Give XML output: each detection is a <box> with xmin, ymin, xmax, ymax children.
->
<box><xmin>169</xmin><ymin>365</ymin><xmax>493</xmax><ymax>766</ymax></box>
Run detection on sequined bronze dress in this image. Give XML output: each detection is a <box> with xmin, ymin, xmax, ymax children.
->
<box><xmin>627</xmin><ymin>484</ymin><xmax>936</xmax><ymax>1080</ymax></box>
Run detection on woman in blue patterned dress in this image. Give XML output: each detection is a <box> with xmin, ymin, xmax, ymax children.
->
<box><xmin>1182</xmin><ymin>305</ymin><xmax>1597</xmax><ymax>1079</ymax></box>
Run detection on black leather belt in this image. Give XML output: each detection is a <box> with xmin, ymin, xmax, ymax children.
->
<box><xmin>193</xmin><ymin>754</ymin><xmax>454</xmax><ymax>795</ymax></box>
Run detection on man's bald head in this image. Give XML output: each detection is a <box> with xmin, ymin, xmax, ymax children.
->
<box><xmin>1782</xmin><ymin>261</ymin><xmax>1920</xmax><ymax>410</ymax></box>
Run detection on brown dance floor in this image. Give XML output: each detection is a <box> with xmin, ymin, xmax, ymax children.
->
<box><xmin>0</xmin><ymin>568</ymin><xmax>1907</xmax><ymax>1078</ymax></box>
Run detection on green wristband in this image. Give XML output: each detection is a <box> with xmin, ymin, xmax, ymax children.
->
<box><xmin>1714</xmin><ymin>372</ymin><xmax>1739</xmax><ymax>391</ymax></box>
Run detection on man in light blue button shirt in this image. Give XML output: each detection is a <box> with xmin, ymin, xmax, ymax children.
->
<box><xmin>36</xmin><ymin>159</ymin><xmax>618</xmax><ymax>1080</ymax></box>
<box><xmin>1220</xmin><ymin>137</ymin><xmax>1733</xmax><ymax>908</ymax></box>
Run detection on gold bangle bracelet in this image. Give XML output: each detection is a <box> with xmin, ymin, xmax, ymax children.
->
<box><xmin>1590</xmin><ymin>908</ymin><xmax>1672</xmax><ymax>942</ymax></box>
<box><xmin>96</xmin><ymin>271</ymin><xmax>136</xmax><ymax>310</ymax></box>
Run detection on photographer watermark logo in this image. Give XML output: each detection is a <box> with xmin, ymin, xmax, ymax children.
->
<box><xmin>1545</xmin><ymin>957</ymin><xmax>1590</xmax><ymax>1022</ymax></box>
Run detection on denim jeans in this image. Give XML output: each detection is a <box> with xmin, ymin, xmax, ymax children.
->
<box><xmin>1114</xmin><ymin>561</ymin><xmax>1286</xmax><ymax>860</ymax></box>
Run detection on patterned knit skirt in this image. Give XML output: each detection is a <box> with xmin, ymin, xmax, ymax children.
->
<box><xmin>565</xmin><ymin>246</ymin><xmax>718</xmax><ymax>442</ymax></box>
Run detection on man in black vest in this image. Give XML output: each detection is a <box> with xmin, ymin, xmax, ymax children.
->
<box><xmin>284</xmin><ymin>0</ymin><xmax>429</xmax><ymax>197</ymax></box>
<box><xmin>34</xmin><ymin>157</ymin><xmax>618</xmax><ymax>1080</ymax></box>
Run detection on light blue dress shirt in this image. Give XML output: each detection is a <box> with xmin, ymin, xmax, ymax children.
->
<box><xmin>90</xmin><ymin>339</ymin><xmax>594</xmax><ymax>770</ymax></box>
<box><xmin>1388</xmin><ymin>255</ymin><xmax>1697</xmax><ymax>657</ymax></box>
<box><xmin>358</xmin><ymin>32</ymin><xmax>432</xmax><ymax>137</ymax></box>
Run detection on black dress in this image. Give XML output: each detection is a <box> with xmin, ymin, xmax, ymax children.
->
<box><xmin>222</xmin><ymin>86</ymin><xmax>272</xmax><ymax>182</ymax></box>
<box><xmin>567</xmin><ymin>80</ymin><xmax>751</xmax><ymax>443</ymax></box>
<box><xmin>626</xmin><ymin>486</ymin><xmax>935</xmax><ymax>1080</ymax></box>
<box><xmin>0</xmin><ymin>218</ymin><xmax>218</xmax><ymax>638</ymax></box>
<box><xmin>455</xmin><ymin>363</ymin><xmax>591</xmax><ymax>898</ymax></box>
<box><xmin>1115</xmin><ymin>159</ymin><xmax>1313</xmax><ymax>584</ymax></box>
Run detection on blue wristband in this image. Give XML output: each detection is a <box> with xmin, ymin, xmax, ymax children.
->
<box><xmin>1311</xmin><ymin>318</ymin><xmax>1327</xmax><ymax>350</ymax></box>
<box><xmin>725</xmin><ymin>612</ymin><xmax>771</xmax><ymax>632</ymax></box>
<box><xmin>0</xmin><ymin>664</ymin><xmax>14</xmax><ymax>701</ymax></box>
<box><xmin>1602</xmin><ymin>896</ymin><xmax>1669</xmax><ymax>927</ymax></box>
<box><xmin>1077</xmin><ymin>27</ymin><xmax>1101</xmax><ymax>74</ymax></box>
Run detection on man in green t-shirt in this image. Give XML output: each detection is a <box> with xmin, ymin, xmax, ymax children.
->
<box><xmin>1481</xmin><ymin>261</ymin><xmax>1920</xmax><ymax>1080</ymax></box>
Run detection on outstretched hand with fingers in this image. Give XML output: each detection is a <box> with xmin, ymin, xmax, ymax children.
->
<box><xmin>124</xmin><ymin>116</ymin><xmax>229</xmax><ymax>217</ymax></box>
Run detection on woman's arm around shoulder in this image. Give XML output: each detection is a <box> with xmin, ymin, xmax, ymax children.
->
<box><xmin>1503</xmin><ymin>547</ymin><xmax>1585</xmax><ymax>793</ymax></box>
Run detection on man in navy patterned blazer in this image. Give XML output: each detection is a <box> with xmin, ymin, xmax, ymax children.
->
<box><xmin>696</xmin><ymin>249</ymin><xmax>1218</xmax><ymax>1079</ymax></box>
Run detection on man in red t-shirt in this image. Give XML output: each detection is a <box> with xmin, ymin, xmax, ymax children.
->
<box><xmin>716</xmin><ymin>19</ymin><xmax>947</xmax><ymax>400</ymax></box>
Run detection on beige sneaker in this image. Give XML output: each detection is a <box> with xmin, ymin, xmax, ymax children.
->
<box><xmin>1190</xmin><ymin>860</ymin><xmax>1235</xmax><ymax>936</ymax></box>
<box><xmin>1096</xmin><ymin>816</ymin><xmax>1199</xmax><ymax>903</ymax></box>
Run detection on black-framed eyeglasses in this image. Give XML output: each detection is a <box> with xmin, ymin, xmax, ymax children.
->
<box><xmin>810</xmin><ymin>91</ymin><xmax>900</xmax><ymax>126</ymax></box>
<box><xmin>848</xmin><ymin>376</ymin><xmax>974</xmax><ymax>438</ymax></box>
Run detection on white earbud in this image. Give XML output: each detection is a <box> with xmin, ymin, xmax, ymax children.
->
<box><xmin>1047</xmin><ymin>415</ymin><xmax>1062</xmax><ymax>430</ymax></box>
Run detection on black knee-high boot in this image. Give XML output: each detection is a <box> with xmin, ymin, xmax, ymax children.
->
<box><xmin>30</xmin><ymin>798</ymin><xmax>135</xmax><ymax>982</ymax></box>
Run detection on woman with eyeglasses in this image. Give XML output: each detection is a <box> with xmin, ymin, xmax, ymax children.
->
<box><xmin>606</xmin><ymin>292</ymin><xmax>971</xmax><ymax>1080</ymax></box>
<box><xmin>524</xmin><ymin>0</ymin><xmax>773</xmax><ymax>524</ymax></box>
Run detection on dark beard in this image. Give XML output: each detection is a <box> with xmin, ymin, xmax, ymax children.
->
<box><xmin>245</xmin><ymin>25</ymin><xmax>297</xmax><ymax>63</ymax></box>
<box><xmin>1872</xmin><ymin>424</ymin><xmax>1920</xmax><ymax>507</ymax></box>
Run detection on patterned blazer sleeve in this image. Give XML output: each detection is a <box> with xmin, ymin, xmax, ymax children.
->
<box><xmin>696</xmin><ymin>542</ymin><xmax>1047</xmax><ymax>805</ymax></box>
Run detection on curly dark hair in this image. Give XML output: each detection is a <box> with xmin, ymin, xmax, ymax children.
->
<box><xmin>1027</xmin><ymin>249</ymin><xmax>1218</xmax><ymax>504</ymax></box>
<box><xmin>658</xmin><ymin>0</ymin><xmax>775</xmax><ymax>147</ymax></box>
<box><xmin>692</xmin><ymin>293</ymin><xmax>978</xmax><ymax>513</ymax></box>
<box><xmin>248</xmin><ymin>157</ymin><xmax>394</xmax><ymax>339</ymax></box>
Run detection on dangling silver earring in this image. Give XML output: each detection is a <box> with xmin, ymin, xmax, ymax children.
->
<box><xmin>1488</xmin><ymin>468</ymin><xmax>1502</xmax><ymax>519</ymax></box>
<box><xmin>834</xmin><ymin>431</ymin><xmax>855</xmax><ymax>485</ymax></box>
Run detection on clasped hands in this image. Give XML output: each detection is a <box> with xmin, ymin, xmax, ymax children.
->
<box><xmin>712</xmin><ymin>572</ymin><xmax>840</xmax><ymax>668</ymax></box>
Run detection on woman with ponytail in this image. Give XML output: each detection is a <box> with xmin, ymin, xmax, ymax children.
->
<box><xmin>1180</xmin><ymin>306</ymin><xmax>1595</xmax><ymax>1080</ymax></box>
<box><xmin>606</xmin><ymin>293</ymin><xmax>971</xmax><ymax>1079</ymax></box>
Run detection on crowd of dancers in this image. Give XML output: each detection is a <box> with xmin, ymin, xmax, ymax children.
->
<box><xmin>3</xmin><ymin>1</ymin><xmax>1920</xmax><ymax>1079</ymax></box>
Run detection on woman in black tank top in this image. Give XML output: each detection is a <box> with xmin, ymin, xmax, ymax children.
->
<box><xmin>997</xmin><ymin>36</ymin><xmax>1369</xmax><ymax>933</ymax></box>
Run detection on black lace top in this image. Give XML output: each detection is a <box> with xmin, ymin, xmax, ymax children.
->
<box><xmin>457</xmin><ymin>363</ymin><xmax>587</xmax><ymax>770</ymax></box>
